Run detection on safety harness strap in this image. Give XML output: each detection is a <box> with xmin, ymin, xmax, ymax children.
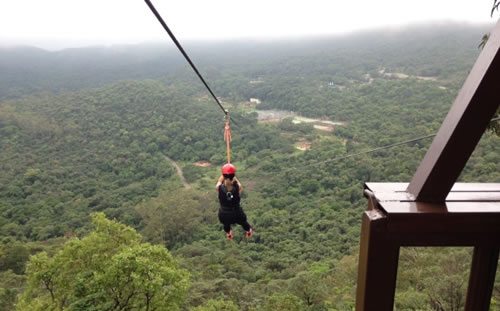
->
<box><xmin>224</xmin><ymin>114</ymin><xmax>232</xmax><ymax>164</ymax></box>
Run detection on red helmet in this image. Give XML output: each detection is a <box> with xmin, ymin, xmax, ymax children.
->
<box><xmin>221</xmin><ymin>163</ymin><xmax>236</xmax><ymax>175</ymax></box>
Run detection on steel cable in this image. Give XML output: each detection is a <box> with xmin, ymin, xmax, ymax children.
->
<box><xmin>144</xmin><ymin>0</ymin><xmax>228</xmax><ymax>116</ymax></box>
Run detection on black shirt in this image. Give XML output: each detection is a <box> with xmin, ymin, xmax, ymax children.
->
<box><xmin>218</xmin><ymin>181</ymin><xmax>240</xmax><ymax>209</ymax></box>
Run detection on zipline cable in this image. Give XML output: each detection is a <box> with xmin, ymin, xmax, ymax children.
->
<box><xmin>284</xmin><ymin>116</ymin><xmax>500</xmax><ymax>173</ymax></box>
<box><xmin>144</xmin><ymin>0</ymin><xmax>228</xmax><ymax>117</ymax></box>
<box><xmin>144</xmin><ymin>0</ymin><xmax>238</xmax><ymax>164</ymax></box>
<box><xmin>288</xmin><ymin>134</ymin><xmax>436</xmax><ymax>172</ymax></box>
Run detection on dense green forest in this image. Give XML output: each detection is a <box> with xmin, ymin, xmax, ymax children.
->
<box><xmin>0</xmin><ymin>23</ymin><xmax>499</xmax><ymax>310</ymax></box>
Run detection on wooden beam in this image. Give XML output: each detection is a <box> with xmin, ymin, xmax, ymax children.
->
<box><xmin>465</xmin><ymin>246</ymin><xmax>500</xmax><ymax>311</ymax></box>
<box><xmin>357</xmin><ymin>183</ymin><xmax>500</xmax><ymax>309</ymax></box>
<box><xmin>356</xmin><ymin>210</ymin><xmax>400</xmax><ymax>311</ymax></box>
<box><xmin>407</xmin><ymin>20</ymin><xmax>500</xmax><ymax>202</ymax></box>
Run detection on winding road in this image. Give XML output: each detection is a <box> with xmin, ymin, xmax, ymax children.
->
<box><xmin>164</xmin><ymin>156</ymin><xmax>191</xmax><ymax>189</ymax></box>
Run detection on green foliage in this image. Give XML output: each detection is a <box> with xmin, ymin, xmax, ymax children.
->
<box><xmin>136</xmin><ymin>188</ymin><xmax>217</xmax><ymax>249</ymax></box>
<box><xmin>0</xmin><ymin>270</ymin><xmax>26</xmax><ymax>311</ymax></box>
<box><xmin>0</xmin><ymin>242</ymin><xmax>30</xmax><ymax>274</ymax></box>
<box><xmin>395</xmin><ymin>288</ymin><xmax>428</xmax><ymax>311</ymax></box>
<box><xmin>299</xmin><ymin>179</ymin><xmax>321</xmax><ymax>194</ymax></box>
<box><xmin>192</xmin><ymin>298</ymin><xmax>239</xmax><ymax>311</ymax></box>
<box><xmin>264</xmin><ymin>294</ymin><xmax>304</xmax><ymax>311</ymax></box>
<box><xmin>289</xmin><ymin>264</ymin><xmax>329</xmax><ymax>307</ymax></box>
<box><xmin>183</xmin><ymin>164</ymin><xmax>205</xmax><ymax>184</ymax></box>
<box><xmin>16</xmin><ymin>213</ymin><xmax>190</xmax><ymax>311</ymax></box>
<box><xmin>487</xmin><ymin>108</ymin><xmax>500</xmax><ymax>136</ymax></box>
<box><xmin>395</xmin><ymin>247</ymin><xmax>471</xmax><ymax>310</ymax></box>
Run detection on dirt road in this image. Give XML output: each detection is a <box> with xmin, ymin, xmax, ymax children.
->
<box><xmin>164</xmin><ymin>156</ymin><xmax>191</xmax><ymax>189</ymax></box>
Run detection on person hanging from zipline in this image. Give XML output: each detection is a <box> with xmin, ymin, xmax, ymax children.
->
<box><xmin>144</xmin><ymin>0</ymin><xmax>255</xmax><ymax>240</ymax></box>
<box><xmin>216</xmin><ymin>163</ymin><xmax>253</xmax><ymax>240</ymax></box>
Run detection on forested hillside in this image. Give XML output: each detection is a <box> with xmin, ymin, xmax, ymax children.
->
<box><xmin>0</xmin><ymin>23</ymin><xmax>486</xmax><ymax>101</ymax></box>
<box><xmin>0</xmin><ymin>23</ymin><xmax>499</xmax><ymax>310</ymax></box>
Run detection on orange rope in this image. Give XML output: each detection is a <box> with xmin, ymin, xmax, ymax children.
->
<box><xmin>224</xmin><ymin>121</ymin><xmax>232</xmax><ymax>164</ymax></box>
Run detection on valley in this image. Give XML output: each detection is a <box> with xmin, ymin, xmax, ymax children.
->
<box><xmin>0</xmin><ymin>23</ymin><xmax>498</xmax><ymax>311</ymax></box>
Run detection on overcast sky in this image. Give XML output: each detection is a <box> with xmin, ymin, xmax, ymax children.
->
<box><xmin>0</xmin><ymin>0</ymin><xmax>497</xmax><ymax>50</ymax></box>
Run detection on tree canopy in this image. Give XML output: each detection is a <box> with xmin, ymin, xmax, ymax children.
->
<box><xmin>16</xmin><ymin>213</ymin><xmax>190</xmax><ymax>311</ymax></box>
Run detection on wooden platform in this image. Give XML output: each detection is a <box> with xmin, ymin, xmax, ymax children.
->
<box><xmin>356</xmin><ymin>183</ymin><xmax>500</xmax><ymax>311</ymax></box>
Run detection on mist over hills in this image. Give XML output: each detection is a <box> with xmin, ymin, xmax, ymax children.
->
<box><xmin>0</xmin><ymin>23</ymin><xmax>492</xmax><ymax>100</ymax></box>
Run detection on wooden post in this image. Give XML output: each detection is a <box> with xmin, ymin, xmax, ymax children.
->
<box><xmin>356</xmin><ymin>210</ymin><xmax>400</xmax><ymax>311</ymax></box>
<box><xmin>465</xmin><ymin>246</ymin><xmax>500</xmax><ymax>311</ymax></box>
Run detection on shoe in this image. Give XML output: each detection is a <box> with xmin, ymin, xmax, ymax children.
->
<box><xmin>226</xmin><ymin>230</ymin><xmax>233</xmax><ymax>240</ymax></box>
<box><xmin>246</xmin><ymin>227</ymin><xmax>253</xmax><ymax>238</ymax></box>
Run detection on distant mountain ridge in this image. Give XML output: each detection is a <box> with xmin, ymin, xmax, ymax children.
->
<box><xmin>0</xmin><ymin>22</ymin><xmax>492</xmax><ymax>101</ymax></box>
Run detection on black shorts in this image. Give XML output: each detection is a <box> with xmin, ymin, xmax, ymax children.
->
<box><xmin>218</xmin><ymin>207</ymin><xmax>247</xmax><ymax>225</ymax></box>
